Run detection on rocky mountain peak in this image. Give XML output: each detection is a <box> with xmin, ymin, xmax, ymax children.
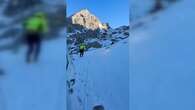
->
<box><xmin>79</xmin><ymin>8</ymin><xmax>90</xmax><ymax>14</ymax></box>
<box><xmin>69</xmin><ymin>9</ymin><xmax>109</xmax><ymax>30</ymax></box>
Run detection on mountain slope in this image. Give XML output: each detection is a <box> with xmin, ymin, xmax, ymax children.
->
<box><xmin>67</xmin><ymin>38</ymin><xmax>129</xmax><ymax>110</ymax></box>
<box><xmin>67</xmin><ymin>25</ymin><xmax>129</xmax><ymax>54</ymax></box>
<box><xmin>130</xmin><ymin>0</ymin><xmax>195</xmax><ymax>110</ymax></box>
<box><xmin>66</xmin><ymin>8</ymin><xmax>129</xmax><ymax>110</ymax></box>
<box><xmin>67</xmin><ymin>9</ymin><xmax>129</xmax><ymax>56</ymax></box>
<box><xmin>0</xmin><ymin>31</ymin><xmax>67</xmax><ymax>110</ymax></box>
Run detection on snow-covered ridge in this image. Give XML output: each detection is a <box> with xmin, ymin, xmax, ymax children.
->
<box><xmin>67</xmin><ymin>25</ymin><xmax>129</xmax><ymax>54</ymax></box>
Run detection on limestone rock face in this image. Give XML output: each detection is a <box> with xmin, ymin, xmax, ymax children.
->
<box><xmin>70</xmin><ymin>9</ymin><xmax>108</xmax><ymax>30</ymax></box>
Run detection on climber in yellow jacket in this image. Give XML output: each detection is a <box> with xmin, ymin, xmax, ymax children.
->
<box><xmin>23</xmin><ymin>12</ymin><xmax>48</xmax><ymax>63</ymax></box>
<box><xmin>79</xmin><ymin>43</ymin><xmax>86</xmax><ymax>57</ymax></box>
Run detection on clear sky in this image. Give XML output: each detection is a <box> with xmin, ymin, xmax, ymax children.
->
<box><xmin>66</xmin><ymin>0</ymin><xmax>129</xmax><ymax>28</ymax></box>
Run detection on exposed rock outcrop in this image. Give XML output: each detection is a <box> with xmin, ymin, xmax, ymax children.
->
<box><xmin>68</xmin><ymin>9</ymin><xmax>109</xmax><ymax>31</ymax></box>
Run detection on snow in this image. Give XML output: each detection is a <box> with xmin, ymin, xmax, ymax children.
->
<box><xmin>43</xmin><ymin>0</ymin><xmax>65</xmax><ymax>5</ymax></box>
<box><xmin>68</xmin><ymin>38</ymin><xmax>129</xmax><ymax>110</ymax></box>
<box><xmin>0</xmin><ymin>34</ymin><xmax>67</xmax><ymax>110</ymax></box>
<box><xmin>130</xmin><ymin>0</ymin><xmax>195</xmax><ymax>110</ymax></box>
<box><xmin>130</xmin><ymin>0</ymin><xmax>154</xmax><ymax>21</ymax></box>
<box><xmin>0</xmin><ymin>0</ymin><xmax>12</xmax><ymax>24</ymax></box>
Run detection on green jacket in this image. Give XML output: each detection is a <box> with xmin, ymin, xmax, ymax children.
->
<box><xmin>24</xmin><ymin>16</ymin><xmax>48</xmax><ymax>33</ymax></box>
<box><xmin>79</xmin><ymin>44</ymin><xmax>86</xmax><ymax>50</ymax></box>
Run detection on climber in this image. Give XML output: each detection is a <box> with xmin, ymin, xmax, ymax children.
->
<box><xmin>79</xmin><ymin>43</ymin><xmax>86</xmax><ymax>57</ymax></box>
<box><xmin>23</xmin><ymin>12</ymin><xmax>48</xmax><ymax>63</ymax></box>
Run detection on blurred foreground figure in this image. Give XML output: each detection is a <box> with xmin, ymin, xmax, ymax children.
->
<box><xmin>23</xmin><ymin>12</ymin><xmax>48</xmax><ymax>63</ymax></box>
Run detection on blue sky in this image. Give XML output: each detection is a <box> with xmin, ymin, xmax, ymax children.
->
<box><xmin>66</xmin><ymin>0</ymin><xmax>129</xmax><ymax>28</ymax></box>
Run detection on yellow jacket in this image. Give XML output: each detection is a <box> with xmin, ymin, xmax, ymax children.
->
<box><xmin>24</xmin><ymin>15</ymin><xmax>48</xmax><ymax>33</ymax></box>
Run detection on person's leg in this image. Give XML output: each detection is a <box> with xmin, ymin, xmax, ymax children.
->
<box><xmin>26</xmin><ymin>35</ymin><xmax>34</xmax><ymax>63</ymax></box>
<box><xmin>81</xmin><ymin>49</ymin><xmax>84</xmax><ymax>57</ymax></box>
<box><xmin>79</xmin><ymin>49</ymin><xmax>82</xmax><ymax>57</ymax></box>
<box><xmin>82</xmin><ymin>50</ymin><xmax>84</xmax><ymax>56</ymax></box>
<box><xmin>34</xmin><ymin>34</ymin><xmax>41</xmax><ymax>62</ymax></box>
<box><xmin>81</xmin><ymin>52</ymin><xmax>83</xmax><ymax>57</ymax></box>
<box><xmin>80</xmin><ymin>52</ymin><xmax>82</xmax><ymax>57</ymax></box>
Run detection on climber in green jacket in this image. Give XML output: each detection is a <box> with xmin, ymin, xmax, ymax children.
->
<box><xmin>79</xmin><ymin>43</ymin><xmax>86</xmax><ymax>57</ymax></box>
<box><xmin>23</xmin><ymin>12</ymin><xmax>48</xmax><ymax>63</ymax></box>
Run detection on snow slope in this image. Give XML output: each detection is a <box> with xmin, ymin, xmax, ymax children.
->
<box><xmin>0</xmin><ymin>33</ymin><xmax>67</xmax><ymax>110</ymax></box>
<box><xmin>68</xmin><ymin>38</ymin><xmax>129</xmax><ymax>110</ymax></box>
<box><xmin>130</xmin><ymin>0</ymin><xmax>153</xmax><ymax>21</ymax></box>
<box><xmin>0</xmin><ymin>0</ymin><xmax>9</xmax><ymax>25</ymax></box>
<box><xmin>130</xmin><ymin>0</ymin><xmax>195</xmax><ymax>110</ymax></box>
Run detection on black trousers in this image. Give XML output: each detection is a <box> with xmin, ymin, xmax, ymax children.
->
<box><xmin>26</xmin><ymin>32</ymin><xmax>41</xmax><ymax>62</ymax></box>
<box><xmin>79</xmin><ymin>49</ymin><xmax>84</xmax><ymax>57</ymax></box>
